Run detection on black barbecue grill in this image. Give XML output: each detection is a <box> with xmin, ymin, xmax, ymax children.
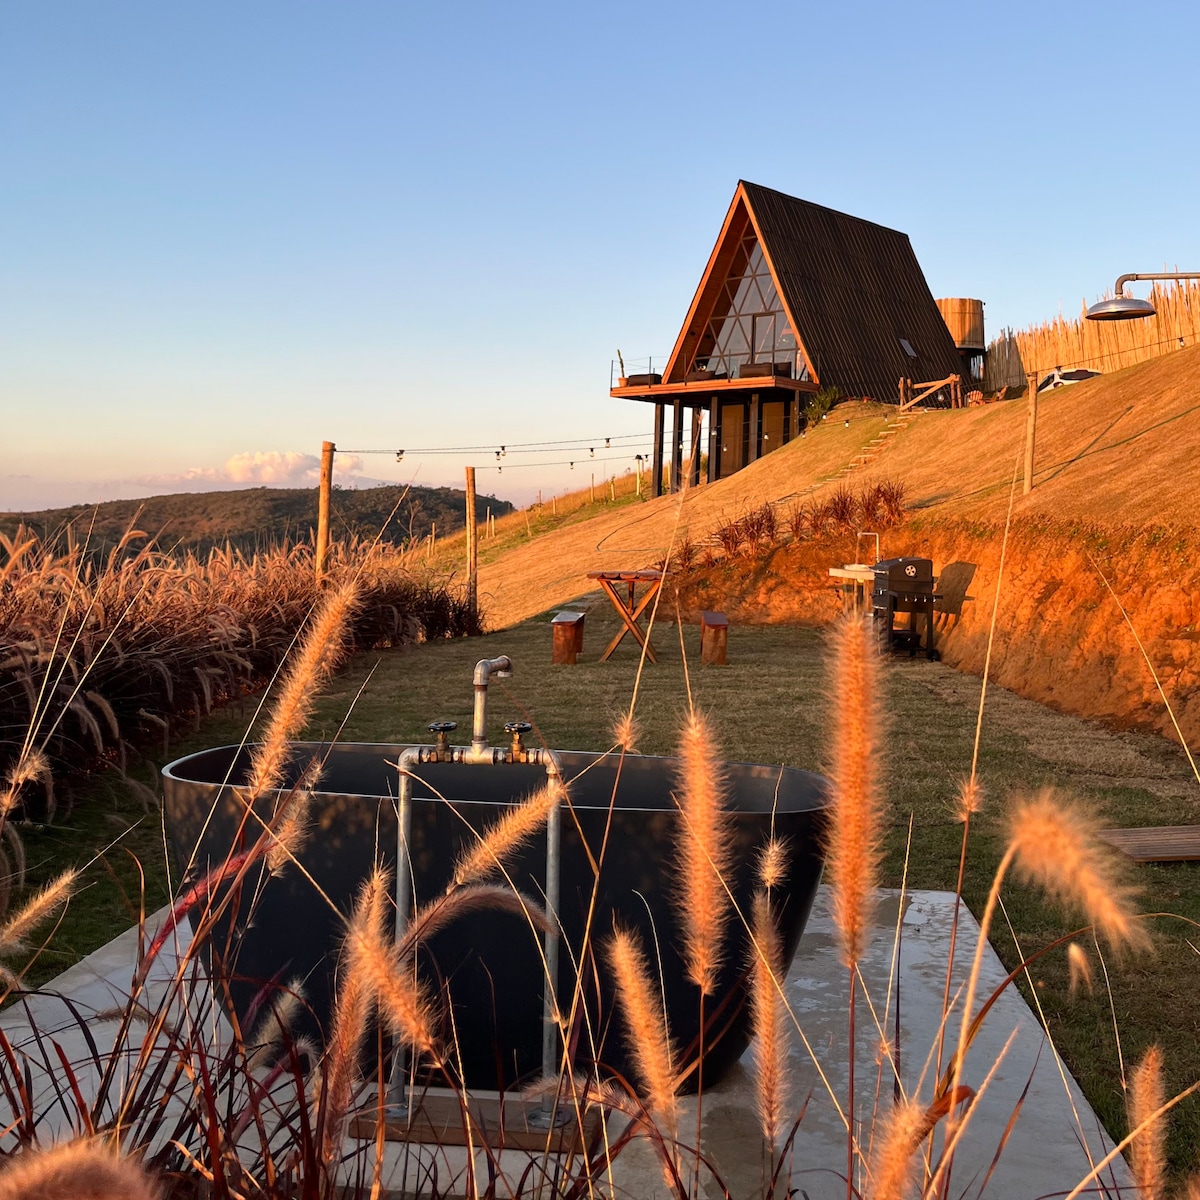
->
<box><xmin>871</xmin><ymin>557</ymin><xmax>939</xmax><ymax>659</ymax></box>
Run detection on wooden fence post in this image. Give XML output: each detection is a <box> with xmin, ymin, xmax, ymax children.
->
<box><xmin>315</xmin><ymin>440</ymin><xmax>335</xmax><ymax>581</ymax></box>
<box><xmin>465</xmin><ymin>466</ymin><xmax>478</xmax><ymax>612</ymax></box>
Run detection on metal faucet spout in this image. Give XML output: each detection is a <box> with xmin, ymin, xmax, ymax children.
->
<box><xmin>472</xmin><ymin>656</ymin><xmax>513</xmax><ymax>749</ymax></box>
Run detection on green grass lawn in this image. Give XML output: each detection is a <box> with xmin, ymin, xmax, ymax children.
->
<box><xmin>18</xmin><ymin>593</ymin><xmax>1200</xmax><ymax>1176</ymax></box>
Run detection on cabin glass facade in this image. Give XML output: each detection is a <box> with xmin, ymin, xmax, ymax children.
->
<box><xmin>691</xmin><ymin>234</ymin><xmax>806</xmax><ymax>380</ymax></box>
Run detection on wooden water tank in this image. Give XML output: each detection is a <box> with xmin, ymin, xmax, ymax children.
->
<box><xmin>936</xmin><ymin>298</ymin><xmax>985</xmax><ymax>351</ymax></box>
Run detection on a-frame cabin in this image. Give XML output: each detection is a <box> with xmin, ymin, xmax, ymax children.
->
<box><xmin>612</xmin><ymin>181</ymin><xmax>965</xmax><ymax>494</ymax></box>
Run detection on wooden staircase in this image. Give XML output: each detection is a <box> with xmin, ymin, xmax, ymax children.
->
<box><xmin>830</xmin><ymin>410</ymin><xmax>920</xmax><ymax>480</ymax></box>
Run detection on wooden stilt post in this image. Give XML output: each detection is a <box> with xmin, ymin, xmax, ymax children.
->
<box><xmin>689</xmin><ymin>407</ymin><xmax>703</xmax><ymax>486</ymax></box>
<box><xmin>652</xmin><ymin>403</ymin><xmax>665</xmax><ymax>498</ymax></box>
<box><xmin>465</xmin><ymin>467</ymin><xmax>478</xmax><ymax>611</ymax></box>
<box><xmin>1023</xmin><ymin>371</ymin><xmax>1038</xmax><ymax>494</ymax></box>
<box><xmin>670</xmin><ymin>398</ymin><xmax>683</xmax><ymax>492</ymax></box>
<box><xmin>708</xmin><ymin>397</ymin><xmax>719</xmax><ymax>482</ymax></box>
<box><xmin>315</xmin><ymin>440</ymin><xmax>335</xmax><ymax>581</ymax></box>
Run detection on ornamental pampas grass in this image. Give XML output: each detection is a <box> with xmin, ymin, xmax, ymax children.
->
<box><xmin>0</xmin><ymin>1140</ymin><xmax>159</xmax><ymax>1200</ymax></box>
<box><xmin>606</xmin><ymin>925</ymin><xmax>677</xmax><ymax>1135</ymax></box>
<box><xmin>1006</xmin><ymin>790</ymin><xmax>1149</xmax><ymax>953</ymax></box>
<box><xmin>1128</xmin><ymin>1044</ymin><xmax>1166</xmax><ymax>1200</ymax></box>
<box><xmin>825</xmin><ymin>613</ymin><xmax>886</xmax><ymax>968</ymax></box>
<box><xmin>674</xmin><ymin>710</ymin><xmax>732</xmax><ymax>995</ymax></box>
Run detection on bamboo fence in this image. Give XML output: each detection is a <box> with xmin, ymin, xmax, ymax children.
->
<box><xmin>983</xmin><ymin>279</ymin><xmax>1200</xmax><ymax>391</ymax></box>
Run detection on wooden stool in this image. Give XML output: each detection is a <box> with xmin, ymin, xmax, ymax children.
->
<box><xmin>700</xmin><ymin>611</ymin><xmax>728</xmax><ymax>665</ymax></box>
<box><xmin>551</xmin><ymin>611</ymin><xmax>585</xmax><ymax>664</ymax></box>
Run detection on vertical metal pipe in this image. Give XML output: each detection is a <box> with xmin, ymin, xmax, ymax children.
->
<box><xmin>388</xmin><ymin>751</ymin><xmax>418</xmax><ymax>1109</ymax></box>
<box><xmin>540</xmin><ymin>766</ymin><xmax>563</xmax><ymax>1110</ymax></box>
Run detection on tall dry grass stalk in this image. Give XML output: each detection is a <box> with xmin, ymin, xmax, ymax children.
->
<box><xmin>606</xmin><ymin>925</ymin><xmax>677</xmax><ymax>1135</ymax></box>
<box><xmin>0</xmin><ymin>868</ymin><xmax>78</xmax><ymax>958</ymax></box>
<box><xmin>673</xmin><ymin>709</ymin><xmax>732</xmax><ymax>995</ymax></box>
<box><xmin>1005</xmin><ymin>791</ymin><xmax>1149</xmax><ymax>953</ymax></box>
<box><xmin>750</xmin><ymin>892</ymin><xmax>788</xmax><ymax>1146</ymax></box>
<box><xmin>1128</xmin><ymin>1044</ymin><xmax>1166</xmax><ymax>1200</ymax></box>
<box><xmin>246</xmin><ymin>577</ymin><xmax>361</xmax><ymax>802</ymax></box>
<box><xmin>825</xmin><ymin>614</ymin><xmax>885</xmax><ymax>969</ymax></box>
<box><xmin>321</xmin><ymin>867</ymin><xmax>387</xmax><ymax>1162</ymax></box>
<box><xmin>0</xmin><ymin>1139</ymin><xmax>159</xmax><ymax>1200</ymax></box>
<box><xmin>452</xmin><ymin>778</ymin><xmax>564</xmax><ymax>887</ymax></box>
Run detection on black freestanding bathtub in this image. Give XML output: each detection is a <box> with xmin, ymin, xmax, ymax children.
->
<box><xmin>162</xmin><ymin>741</ymin><xmax>830</xmax><ymax>1090</ymax></box>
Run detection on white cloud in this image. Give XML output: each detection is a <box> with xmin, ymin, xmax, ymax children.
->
<box><xmin>1</xmin><ymin>451</ymin><xmax>376</xmax><ymax>511</ymax></box>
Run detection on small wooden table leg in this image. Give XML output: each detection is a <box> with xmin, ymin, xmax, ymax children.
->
<box><xmin>598</xmin><ymin>578</ymin><xmax>660</xmax><ymax>663</ymax></box>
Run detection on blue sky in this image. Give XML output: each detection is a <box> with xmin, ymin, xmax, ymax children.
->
<box><xmin>3</xmin><ymin>0</ymin><xmax>1197</xmax><ymax>508</ymax></box>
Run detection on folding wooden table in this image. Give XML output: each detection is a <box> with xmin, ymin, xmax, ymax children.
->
<box><xmin>587</xmin><ymin>569</ymin><xmax>663</xmax><ymax>662</ymax></box>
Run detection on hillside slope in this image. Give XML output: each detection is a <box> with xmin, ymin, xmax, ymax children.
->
<box><xmin>0</xmin><ymin>483</ymin><xmax>514</xmax><ymax>556</ymax></box>
<box><xmin>477</xmin><ymin>345</ymin><xmax>1199</xmax><ymax>628</ymax></box>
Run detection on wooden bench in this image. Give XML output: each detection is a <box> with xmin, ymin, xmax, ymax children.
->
<box><xmin>551</xmin><ymin>611</ymin><xmax>585</xmax><ymax>664</ymax></box>
<box><xmin>700</xmin><ymin>611</ymin><xmax>728</xmax><ymax>665</ymax></box>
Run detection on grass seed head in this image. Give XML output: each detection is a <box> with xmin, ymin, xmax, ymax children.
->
<box><xmin>674</xmin><ymin>709</ymin><xmax>733</xmax><ymax>995</ymax></box>
<box><xmin>955</xmin><ymin>776</ymin><xmax>984</xmax><ymax>822</ymax></box>
<box><xmin>757</xmin><ymin>836</ymin><xmax>789</xmax><ymax>892</ymax></box>
<box><xmin>246</xmin><ymin>577</ymin><xmax>361</xmax><ymax>800</ymax></box>
<box><xmin>824</xmin><ymin>613</ymin><xmax>886</xmax><ymax>967</ymax></box>
<box><xmin>605</xmin><ymin>924</ymin><xmax>677</xmax><ymax>1135</ymax></box>
<box><xmin>0</xmin><ymin>869</ymin><xmax>78</xmax><ymax>959</ymax></box>
<box><xmin>0</xmin><ymin>1139</ymin><xmax>159</xmax><ymax>1200</ymax></box>
<box><xmin>1006</xmin><ymin>790</ymin><xmax>1149</xmax><ymax>953</ymax></box>
<box><xmin>1067</xmin><ymin>942</ymin><xmax>1093</xmax><ymax>998</ymax></box>
<box><xmin>749</xmin><ymin>891</ymin><xmax>788</xmax><ymax>1145</ymax></box>
<box><xmin>1128</xmin><ymin>1044</ymin><xmax>1166</xmax><ymax>1200</ymax></box>
<box><xmin>452</xmin><ymin>778</ymin><xmax>564</xmax><ymax>887</ymax></box>
<box><xmin>868</xmin><ymin>1099</ymin><xmax>935</xmax><ymax>1200</ymax></box>
<box><xmin>612</xmin><ymin>709</ymin><xmax>642</xmax><ymax>753</ymax></box>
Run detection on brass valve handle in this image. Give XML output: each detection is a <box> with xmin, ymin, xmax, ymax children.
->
<box><xmin>504</xmin><ymin>720</ymin><xmax>532</xmax><ymax>757</ymax></box>
<box><xmin>428</xmin><ymin>721</ymin><xmax>457</xmax><ymax>755</ymax></box>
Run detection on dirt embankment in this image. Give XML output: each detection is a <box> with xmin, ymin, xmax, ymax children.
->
<box><xmin>671</xmin><ymin>518</ymin><xmax>1200</xmax><ymax>747</ymax></box>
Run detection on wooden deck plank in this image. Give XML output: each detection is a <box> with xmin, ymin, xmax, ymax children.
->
<box><xmin>1098</xmin><ymin>825</ymin><xmax>1200</xmax><ymax>863</ymax></box>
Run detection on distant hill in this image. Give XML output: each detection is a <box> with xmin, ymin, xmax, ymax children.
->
<box><xmin>0</xmin><ymin>484</ymin><xmax>515</xmax><ymax>556</ymax></box>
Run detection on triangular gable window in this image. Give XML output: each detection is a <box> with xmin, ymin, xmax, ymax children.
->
<box><xmin>689</xmin><ymin>233</ymin><xmax>810</xmax><ymax>382</ymax></box>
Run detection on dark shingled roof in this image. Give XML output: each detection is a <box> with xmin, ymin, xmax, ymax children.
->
<box><xmin>665</xmin><ymin>181</ymin><xmax>965</xmax><ymax>402</ymax></box>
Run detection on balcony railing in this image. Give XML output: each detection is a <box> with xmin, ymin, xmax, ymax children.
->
<box><xmin>611</xmin><ymin>351</ymin><xmax>809</xmax><ymax>389</ymax></box>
